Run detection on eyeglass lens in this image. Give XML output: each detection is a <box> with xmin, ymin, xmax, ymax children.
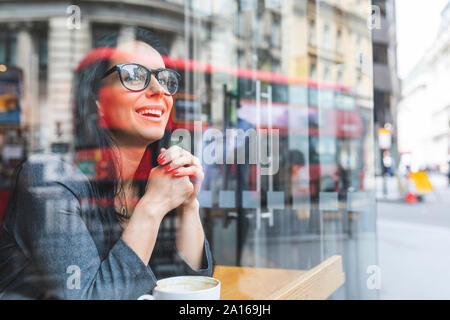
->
<box><xmin>120</xmin><ymin>64</ymin><xmax>178</xmax><ymax>94</ymax></box>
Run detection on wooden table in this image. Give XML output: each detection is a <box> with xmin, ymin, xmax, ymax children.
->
<box><xmin>213</xmin><ymin>255</ymin><xmax>345</xmax><ymax>300</ymax></box>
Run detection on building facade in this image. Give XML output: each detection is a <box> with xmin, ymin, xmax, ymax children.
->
<box><xmin>398</xmin><ymin>1</ymin><xmax>450</xmax><ymax>174</ymax></box>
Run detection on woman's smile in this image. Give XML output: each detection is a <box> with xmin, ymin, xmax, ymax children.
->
<box><xmin>135</xmin><ymin>104</ymin><xmax>166</xmax><ymax>122</ymax></box>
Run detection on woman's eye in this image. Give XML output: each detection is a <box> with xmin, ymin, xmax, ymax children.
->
<box><xmin>127</xmin><ymin>77</ymin><xmax>138</xmax><ymax>83</ymax></box>
<box><xmin>127</xmin><ymin>74</ymin><xmax>145</xmax><ymax>83</ymax></box>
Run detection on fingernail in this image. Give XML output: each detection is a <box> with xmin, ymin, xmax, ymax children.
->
<box><xmin>172</xmin><ymin>169</ymin><xmax>180</xmax><ymax>175</ymax></box>
<box><xmin>165</xmin><ymin>164</ymin><xmax>171</xmax><ymax>172</ymax></box>
<box><xmin>157</xmin><ymin>155</ymin><xmax>165</xmax><ymax>164</ymax></box>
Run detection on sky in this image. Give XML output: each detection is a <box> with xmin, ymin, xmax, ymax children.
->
<box><xmin>396</xmin><ymin>0</ymin><xmax>449</xmax><ymax>79</ymax></box>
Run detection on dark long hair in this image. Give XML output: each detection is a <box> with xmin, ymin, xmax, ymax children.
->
<box><xmin>72</xmin><ymin>27</ymin><xmax>171</xmax><ymax>218</ymax></box>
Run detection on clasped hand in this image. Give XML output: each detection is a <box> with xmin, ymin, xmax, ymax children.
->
<box><xmin>138</xmin><ymin>145</ymin><xmax>204</xmax><ymax>220</ymax></box>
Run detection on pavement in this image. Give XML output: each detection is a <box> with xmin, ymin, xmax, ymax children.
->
<box><xmin>377</xmin><ymin>173</ymin><xmax>450</xmax><ymax>299</ymax></box>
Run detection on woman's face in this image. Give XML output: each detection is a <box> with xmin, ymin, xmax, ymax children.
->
<box><xmin>98</xmin><ymin>40</ymin><xmax>173</xmax><ymax>147</ymax></box>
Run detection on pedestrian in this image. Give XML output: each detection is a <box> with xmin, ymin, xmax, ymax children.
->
<box><xmin>383</xmin><ymin>150</ymin><xmax>394</xmax><ymax>177</ymax></box>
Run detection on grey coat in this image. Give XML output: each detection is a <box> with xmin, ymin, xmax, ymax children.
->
<box><xmin>0</xmin><ymin>154</ymin><xmax>213</xmax><ymax>300</ymax></box>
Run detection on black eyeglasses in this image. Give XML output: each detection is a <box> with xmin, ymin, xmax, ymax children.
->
<box><xmin>102</xmin><ymin>63</ymin><xmax>181</xmax><ymax>95</ymax></box>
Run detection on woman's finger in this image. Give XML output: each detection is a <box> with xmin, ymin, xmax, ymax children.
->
<box><xmin>172</xmin><ymin>166</ymin><xmax>204</xmax><ymax>194</ymax></box>
<box><xmin>157</xmin><ymin>145</ymin><xmax>183</xmax><ymax>165</ymax></box>
<box><xmin>156</xmin><ymin>148</ymin><xmax>167</xmax><ymax>164</ymax></box>
<box><xmin>166</xmin><ymin>152</ymin><xmax>198</xmax><ymax>172</ymax></box>
<box><xmin>171</xmin><ymin>166</ymin><xmax>198</xmax><ymax>177</ymax></box>
<box><xmin>159</xmin><ymin>146</ymin><xmax>200</xmax><ymax>172</ymax></box>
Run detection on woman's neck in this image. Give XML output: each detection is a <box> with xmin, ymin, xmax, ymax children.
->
<box><xmin>114</xmin><ymin>145</ymin><xmax>147</xmax><ymax>183</ymax></box>
<box><xmin>113</xmin><ymin>145</ymin><xmax>147</xmax><ymax>225</ymax></box>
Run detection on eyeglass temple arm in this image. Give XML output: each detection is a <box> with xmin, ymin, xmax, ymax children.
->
<box><xmin>102</xmin><ymin>66</ymin><xmax>119</xmax><ymax>79</ymax></box>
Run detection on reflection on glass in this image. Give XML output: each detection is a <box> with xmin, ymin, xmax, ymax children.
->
<box><xmin>0</xmin><ymin>0</ymin><xmax>377</xmax><ymax>300</ymax></box>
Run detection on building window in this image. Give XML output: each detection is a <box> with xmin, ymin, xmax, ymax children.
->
<box><xmin>240</xmin><ymin>0</ymin><xmax>258</xmax><ymax>12</ymax></box>
<box><xmin>336</xmin><ymin>29</ymin><xmax>343</xmax><ymax>53</ymax></box>
<box><xmin>323</xmin><ymin>24</ymin><xmax>330</xmax><ymax>49</ymax></box>
<box><xmin>373</xmin><ymin>43</ymin><xmax>388</xmax><ymax>64</ymax></box>
<box><xmin>271</xmin><ymin>16</ymin><xmax>280</xmax><ymax>47</ymax></box>
<box><xmin>237</xmin><ymin>49</ymin><xmax>245</xmax><ymax>67</ymax></box>
<box><xmin>0</xmin><ymin>30</ymin><xmax>17</xmax><ymax>66</ymax></box>
<box><xmin>323</xmin><ymin>65</ymin><xmax>330</xmax><ymax>82</ymax></box>
<box><xmin>337</xmin><ymin>65</ymin><xmax>344</xmax><ymax>83</ymax></box>
<box><xmin>235</xmin><ymin>10</ymin><xmax>244</xmax><ymax>38</ymax></box>
<box><xmin>37</xmin><ymin>31</ymin><xmax>48</xmax><ymax>79</ymax></box>
<box><xmin>309</xmin><ymin>19</ymin><xmax>316</xmax><ymax>45</ymax></box>
<box><xmin>272</xmin><ymin>58</ymin><xmax>280</xmax><ymax>73</ymax></box>
<box><xmin>309</xmin><ymin>63</ymin><xmax>316</xmax><ymax>80</ymax></box>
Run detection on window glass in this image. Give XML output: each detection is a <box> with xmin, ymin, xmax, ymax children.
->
<box><xmin>0</xmin><ymin>0</ymin><xmax>376</xmax><ymax>300</ymax></box>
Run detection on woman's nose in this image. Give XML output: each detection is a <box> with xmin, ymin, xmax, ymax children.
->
<box><xmin>145</xmin><ymin>75</ymin><xmax>165</xmax><ymax>97</ymax></box>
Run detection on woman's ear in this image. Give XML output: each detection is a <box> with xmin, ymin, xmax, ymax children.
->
<box><xmin>95</xmin><ymin>99</ymin><xmax>108</xmax><ymax>128</ymax></box>
<box><xmin>96</xmin><ymin>99</ymin><xmax>105</xmax><ymax>117</ymax></box>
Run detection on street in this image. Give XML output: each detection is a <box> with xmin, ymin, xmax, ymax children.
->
<box><xmin>377</xmin><ymin>174</ymin><xmax>450</xmax><ymax>299</ymax></box>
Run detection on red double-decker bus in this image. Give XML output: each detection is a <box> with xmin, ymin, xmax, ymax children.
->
<box><xmin>163</xmin><ymin>56</ymin><xmax>364</xmax><ymax>199</ymax></box>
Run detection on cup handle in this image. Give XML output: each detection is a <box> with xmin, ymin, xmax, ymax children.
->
<box><xmin>137</xmin><ymin>294</ymin><xmax>155</xmax><ymax>300</ymax></box>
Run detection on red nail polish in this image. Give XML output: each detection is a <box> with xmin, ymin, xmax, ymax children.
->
<box><xmin>172</xmin><ymin>169</ymin><xmax>180</xmax><ymax>175</ymax></box>
<box><xmin>157</xmin><ymin>155</ymin><xmax>165</xmax><ymax>164</ymax></box>
<box><xmin>165</xmin><ymin>164</ymin><xmax>171</xmax><ymax>172</ymax></box>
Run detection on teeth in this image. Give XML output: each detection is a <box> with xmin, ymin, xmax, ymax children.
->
<box><xmin>138</xmin><ymin>109</ymin><xmax>162</xmax><ymax>117</ymax></box>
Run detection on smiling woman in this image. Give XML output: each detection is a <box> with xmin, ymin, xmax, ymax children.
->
<box><xmin>96</xmin><ymin>43</ymin><xmax>176</xmax><ymax>148</ymax></box>
<box><xmin>0</xmin><ymin>27</ymin><xmax>214</xmax><ymax>300</ymax></box>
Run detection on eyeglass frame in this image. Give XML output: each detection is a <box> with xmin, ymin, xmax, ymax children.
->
<box><xmin>102</xmin><ymin>63</ymin><xmax>181</xmax><ymax>95</ymax></box>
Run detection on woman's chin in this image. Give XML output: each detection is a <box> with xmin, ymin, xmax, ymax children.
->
<box><xmin>132</xmin><ymin>114</ymin><xmax>168</xmax><ymax>144</ymax></box>
<box><xmin>139</xmin><ymin>129</ymin><xmax>165</xmax><ymax>144</ymax></box>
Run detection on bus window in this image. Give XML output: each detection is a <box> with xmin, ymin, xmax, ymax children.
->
<box><xmin>238</xmin><ymin>78</ymin><xmax>255</xmax><ymax>100</ymax></box>
<box><xmin>272</xmin><ymin>83</ymin><xmax>288</xmax><ymax>104</ymax></box>
<box><xmin>289</xmin><ymin>85</ymin><xmax>308</xmax><ymax>106</ymax></box>
<box><xmin>335</xmin><ymin>91</ymin><xmax>355</xmax><ymax>110</ymax></box>
<box><xmin>318</xmin><ymin>89</ymin><xmax>334</xmax><ymax>109</ymax></box>
<box><xmin>308</xmin><ymin>87</ymin><xmax>318</xmax><ymax>107</ymax></box>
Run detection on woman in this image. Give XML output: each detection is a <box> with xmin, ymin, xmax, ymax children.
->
<box><xmin>0</xmin><ymin>28</ymin><xmax>213</xmax><ymax>299</ymax></box>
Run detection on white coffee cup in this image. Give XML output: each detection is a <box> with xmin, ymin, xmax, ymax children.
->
<box><xmin>138</xmin><ymin>276</ymin><xmax>221</xmax><ymax>300</ymax></box>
